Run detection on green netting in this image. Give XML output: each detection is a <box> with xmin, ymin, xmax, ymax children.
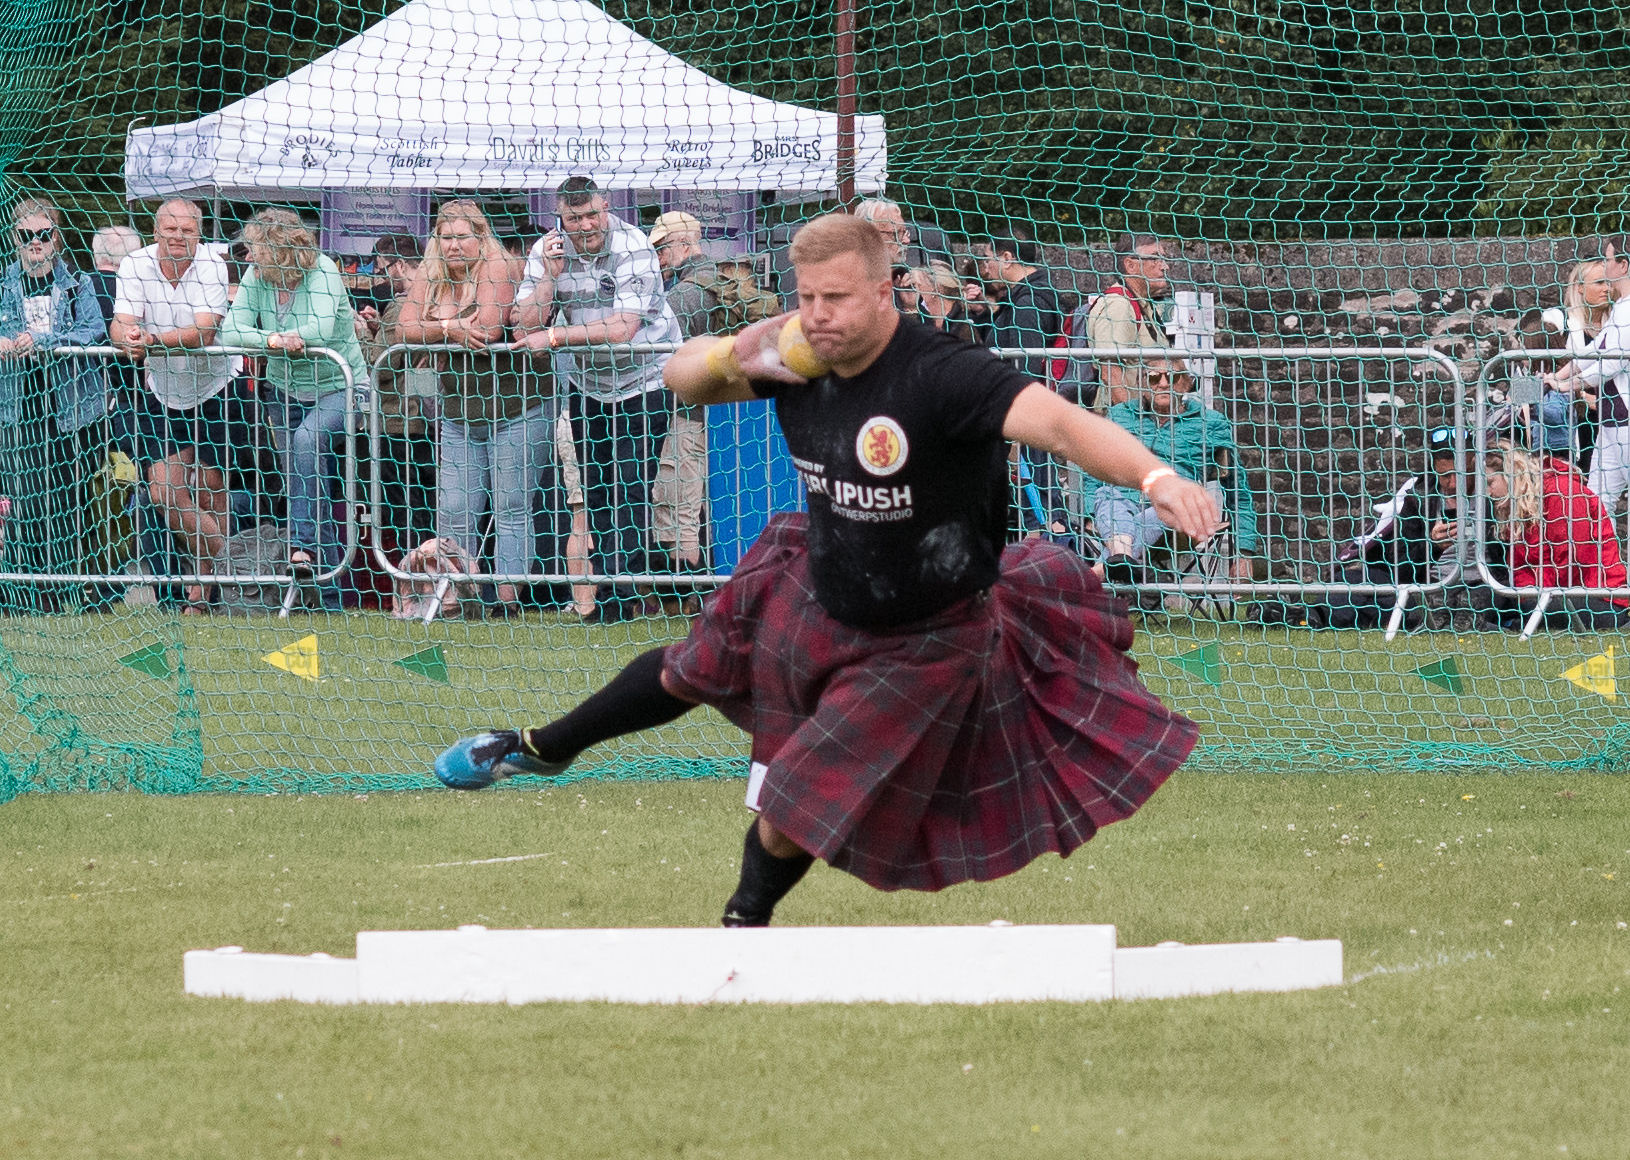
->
<box><xmin>1</xmin><ymin>0</ymin><xmax>1629</xmax><ymax>800</ymax></box>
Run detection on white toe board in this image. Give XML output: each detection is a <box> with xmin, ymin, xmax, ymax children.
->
<box><xmin>182</xmin><ymin>925</ymin><xmax>1343</xmax><ymax>1005</ymax></box>
<box><xmin>357</xmin><ymin>924</ymin><xmax>1118</xmax><ymax>1004</ymax></box>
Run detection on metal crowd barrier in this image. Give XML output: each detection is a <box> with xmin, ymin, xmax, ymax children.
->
<box><xmin>12</xmin><ymin>338</ymin><xmax>1625</xmax><ymax>635</ymax></box>
<box><xmin>1472</xmin><ymin>348</ymin><xmax>1630</xmax><ymax>640</ymax></box>
<box><xmin>1000</xmin><ymin>343</ymin><xmax>1473</xmax><ymax>638</ymax></box>
<box><xmin>0</xmin><ymin>344</ymin><xmax>355</xmax><ymax>618</ymax></box>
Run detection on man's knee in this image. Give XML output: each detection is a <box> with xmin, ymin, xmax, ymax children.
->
<box><xmin>657</xmin><ymin>664</ymin><xmax>702</xmax><ymax>705</ymax></box>
<box><xmin>756</xmin><ymin>815</ymin><xmax>806</xmax><ymax>859</ymax></box>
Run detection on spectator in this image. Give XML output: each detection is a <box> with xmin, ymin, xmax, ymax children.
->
<box><xmin>975</xmin><ymin>225</ymin><xmax>1067</xmax><ymax>532</ymax></box>
<box><xmin>353</xmin><ymin>233</ymin><xmax>423</xmax><ymax>352</ymax></box>
<box><xmin>397</xmin><ymin>200</ymin><xmax>540</xmax><ymax>618</ymax></box>
<box><xmin>974</xmin><ymin>225</ymin><xmax>1063</xmax><ymax>383</ymax></box>
<box><xmin>554</xmin><ymin>409</ymin><xmax>596</xmax><ymax>617</ymax></box>
<box><xmin>112</xmin><ymin>199</ymin><xmax>241</xmax><ymax>613</ymax></box>
<box><xmin>1255</xmin><ymin>425</ymin><xmax>1507</xmax><ymax>630</ymax></box>
<box><xmin>513</xmin><ymin>176</ymin><xmax>681</xmax><ymax>623</ymax></box>
<box><xmin>1085</xmin><ymin>233</ymin><xmax>1173</xmax><ymax>411</ymax></box>
<box><xmin>88</xmin><ymin>225</ymin><xmax>147</xmax><ymax>469</ymax></box>
<box><xmin>649</xmin><ymin>212</ymin><xmax>714</xmax><ymax>336</ymax></box>
<box><xmin>356</xmin><ymin>232</ymin><xmax>428</xmax><ymax>439</ymax></box>
<box><xmin>355</xmin><ymin>233</ymin><xmax>430</xmax><ymax>552</ymax></box>
<box><xmin>1527</xmin><ymin>390</ymin><xmax>1577</xmax><ymax>465</ymax></box>
<box><xmin>0</xmin><ymin>199</ymin><xmax>108</xmax><ymax>612</ymax></box>
<box><xmin>914</xmin><ymin>261</ymin><xmax>976</xmax><ymax>342</ymax></box>
<box><xmin>1524</xmin><ymin>259</ymin><xmax>1611</xmax><ymax>472</ymax></box>
<box><xmin>219</xmin><ymin>208</ymin><xmax>366</xmax><ymax>608</ymax></box>
<box><xmin>854</xmin><ymin>198</ymin><xmax>920</xmax><ymax>312</ymax></box>
<box><xmin>89</xmin><ymin>225</ymin><xmax>144</xmax><ymax>325</ymax></box>
<box><xmin>1546</xmin><ymin>258</ymin><xmax>1613</xmax><ymax>356</ymax></box>
<box><xmin>648</xmin><ymin>211</ymin><xmax>714</xmax><ymax>604</ymax></box>
<box><xmin>1548</xmin><ymin>235</ymin><xmax>1630</xmax><ymax>511</ymax></box>
<box><xmin>953</xmin><ymin>254</ymin><xmax>995</xmax><ymax>345</ymax></box>
<box><xmin>1485</xmin><ymin>441</ymin><xmax>1629</xmax><ymax>630</ymax></box>
<box><xmin>1087</xmin><ymin>356</ymin><xmax>1256</xmax><ymax>594</ymax></box>
<box><xmin>853</xmin><ymin>197</ymin><xmax>911</xmax><ymax>269</ymax></box>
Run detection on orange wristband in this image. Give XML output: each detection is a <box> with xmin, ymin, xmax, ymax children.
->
<box><xmin>1140</xmin><ymin>466</ymin><xmax>1177</xmax><ymax>496</ymax></box>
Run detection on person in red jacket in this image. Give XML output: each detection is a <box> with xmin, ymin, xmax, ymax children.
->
<box><xmin>1487</xmin><ymin>442</ymin><xmax>1629</xmax><ymax>630</ymax></box>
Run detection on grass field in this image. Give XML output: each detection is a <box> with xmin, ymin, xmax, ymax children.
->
<box><xmin>4</xmin><ymin>772</ymin><xmax>1628</xmax><ymax>1158</ymax></box>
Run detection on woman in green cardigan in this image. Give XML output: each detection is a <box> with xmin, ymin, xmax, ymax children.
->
<box><xmin>220</xmin><ymin>209</ymin><xmax>365</xmax><ymax>606</ymax></box>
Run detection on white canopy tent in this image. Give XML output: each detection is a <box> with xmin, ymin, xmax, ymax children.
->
<box><xmin>124</xmin><ymin>0</ymin><xmax>888</xmax><ymax>200</ymax></box>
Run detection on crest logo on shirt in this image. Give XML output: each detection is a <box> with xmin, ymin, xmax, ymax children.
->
<box><xmin>855</xmin><ymin>416</ymin><xmax>908</xmax><ymax>477</ymax></box>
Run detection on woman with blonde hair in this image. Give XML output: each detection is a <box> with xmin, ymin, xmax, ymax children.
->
<box><xmin>397</xmin><ymin>199</ymin><xmax>544</xmax><ymax>616</ymax></box>
<box><xmin>1484</xmin><ymin>441</ymin><xmax>1628</xmax><ymax>630</ymax></box>
<box><xmin>0</xmin><ymin>198</ymin><xmax>107</xmax><ymax>611</ymax></box>
<box><xmin>220</xmin><ymin>207</ymin><xmax>366</xmax><ymax>605</ymax></box>
<box><xmin>1530</xmin><ymin>258</ymin><xmax>1614</xmax><ymax>469</ymax></box>
<box><xmin>913</xmin><ymin>260</ymin><xmax>975</xmax><ymax>341</ymax></box>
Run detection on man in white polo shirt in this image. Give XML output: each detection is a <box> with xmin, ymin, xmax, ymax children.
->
<box><xmin>112</xmin><ymin>198</ymin><xmax>242</xmax><ymax>611</ymax></box>
<box><xmin>514</xmin><ymin>176</ymin><xmax>682</xmax><ymax>622</ymax></box>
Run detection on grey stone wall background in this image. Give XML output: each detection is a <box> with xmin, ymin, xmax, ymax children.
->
<box><xmin>1043</xmin><ymin>237</ymin><xmax>1597</xmax><ymax>578</ymax></box>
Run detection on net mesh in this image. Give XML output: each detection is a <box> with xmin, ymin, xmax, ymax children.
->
<box><xmin>1</xmin><ymin>0</ymin><xmax>1628</xmax><ymax>801</ymax></box>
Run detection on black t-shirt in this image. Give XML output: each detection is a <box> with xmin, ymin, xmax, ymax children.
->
<box><xmin>754</xmin><ymin>317</ymin><xmax>1034</xmax><ymax>629</ymax></box>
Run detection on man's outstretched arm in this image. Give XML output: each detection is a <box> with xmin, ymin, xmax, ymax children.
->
<box><xmin>1002</xmin><ymin>382</ymin><xmax>1221</xmax><ymax>543</ymax></box>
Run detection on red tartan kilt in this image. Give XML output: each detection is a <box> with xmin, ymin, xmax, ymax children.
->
<box><xmin>664</xmin><ymin>514</ymin><xmax>1198</xmax><ymax>891</ymax></box>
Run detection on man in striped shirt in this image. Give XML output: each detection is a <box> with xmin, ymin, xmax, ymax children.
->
<box><xmin>515</xmin><ymin>177</ymin><xmax>683</xmax><ymax>621</ymax></box>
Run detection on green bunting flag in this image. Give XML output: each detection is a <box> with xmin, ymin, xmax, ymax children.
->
<box><xmin>116</xmin><ymin>643</ymin><xmax>169</xmax><ymax>681</ymax></box>
<box><xmin>394</xmin><ymin>645</ymin><xmax>449</xmax><ymax>684</ymax></box>
<box><xmin>1414</xmin><ymin>658</ymin><xmax>1464</xmax><ymax>695</ymax></box>
<box><xmin>1164</xmin><ymin>643</ymin><xmax>1222</xmax><ymax>687</ymax></box>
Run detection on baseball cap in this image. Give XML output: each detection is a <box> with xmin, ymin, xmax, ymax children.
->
<box><xmin>648</xmin><ymin>211</ymin><xmax>702</xmax><ymax>247</ymax></box>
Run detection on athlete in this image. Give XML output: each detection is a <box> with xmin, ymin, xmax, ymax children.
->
<box><xmin>435</xmin><ymin>213</ymin><xmax>1220</xmax><ymax>926</ymax></box>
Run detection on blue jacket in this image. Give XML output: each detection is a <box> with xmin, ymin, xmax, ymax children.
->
<box><xmin>0</xmin><ymin>258</ymin><xmax>108</xmax><ymax>433</ymax></box>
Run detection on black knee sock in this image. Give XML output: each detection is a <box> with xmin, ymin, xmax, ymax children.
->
<box><xmin>722</xmin><ymin>821</ymin><xmax>815</xmax><ymax>928</ymax></box>
<box><xmin>522</xmin><ymin>647</ymin><xmax>693</xmax><ymax>763</ymax></box>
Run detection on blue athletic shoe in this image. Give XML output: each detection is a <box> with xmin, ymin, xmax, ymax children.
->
<box><xmin>433</xmin><ymin>731</ymin><xmax>572</xmax><ymax>789</ymax></box>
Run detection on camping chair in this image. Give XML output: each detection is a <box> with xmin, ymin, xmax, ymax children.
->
<box><xmin>1140</xmin><ymin>477</ymin><xmax>1241</xmax><ymax>620</ymax></box>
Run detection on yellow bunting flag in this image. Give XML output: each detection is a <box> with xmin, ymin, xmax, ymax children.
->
<box><xmin>262</xmin><ymin>634</ymin><xmax>320</xmax><ymax>682</ymax></box>
<box><xmin>1561</xmin><ymin>646</ymin><xmax>1615</xmax><ymax>702</ymax></box>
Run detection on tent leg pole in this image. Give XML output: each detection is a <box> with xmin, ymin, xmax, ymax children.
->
<box><xmin>835</xmin><ymin>0</ymin><xmax>856</xmax><ymax>206</ymax></box>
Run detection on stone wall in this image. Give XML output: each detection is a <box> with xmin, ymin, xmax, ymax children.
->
<box><xmin>1042</xmin><ymin>236</ymin><xmax>1595</xmax><ymax>577</ymax></box>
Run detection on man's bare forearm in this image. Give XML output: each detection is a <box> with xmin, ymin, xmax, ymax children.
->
<box><xmin>665</xmin><ymin>336</ymin><xmax>755</xmax><ymax>405</ymax></box>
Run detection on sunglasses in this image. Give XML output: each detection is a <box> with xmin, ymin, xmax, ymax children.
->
<box><xmin>14</xmin><ymin>226</ymin><xmax>54</xmax><ymax>245</ymax></box>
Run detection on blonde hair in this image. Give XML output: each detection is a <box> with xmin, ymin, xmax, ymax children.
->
<box><xmin>11</xmin><ymin>198</ymin><xmax>61</xmax><ymax>228</ymax></box>
<box><xmin>788</xmin><ymin>213</ymin><xmax>891</xmax><ymax>282</ymax></box>
<box><xmin>1564</xmin><ymin>258</ymin><xmax>1610</xmax><ymax>336</ymax></box>
<box><xmin>913</xmin><ymin>260</ymin><xmax>961</xmax><ymax>299</ymax></box>
<box><xmin>419</xmin><ymin>200</ymin><xmax>509</xmax><ymax>312</ymax></box>
<box><xmin>1485</xmin><ymin>441</ymin><xmax>1543</xmax><ymax>539</ymax></box>
<box><xmin>241</xmin><ymin>208</ymin><xmax>318</xmax><ymax>290</ymax></box>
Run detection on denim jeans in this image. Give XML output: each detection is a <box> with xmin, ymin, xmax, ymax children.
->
<box><xmin>264</xmin><ymin>388</ymin><xmax>354</xmax><ymax>571</ymax></box>
<box><xmin>1092</xmin><ymin>486</ymin><xmax>1170</xmax><ymax>561</ymax></box>
<box><xmin>436</xmin><ymin>401</ymin><xmax>553</xmax><ymax>578</ymax></box>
